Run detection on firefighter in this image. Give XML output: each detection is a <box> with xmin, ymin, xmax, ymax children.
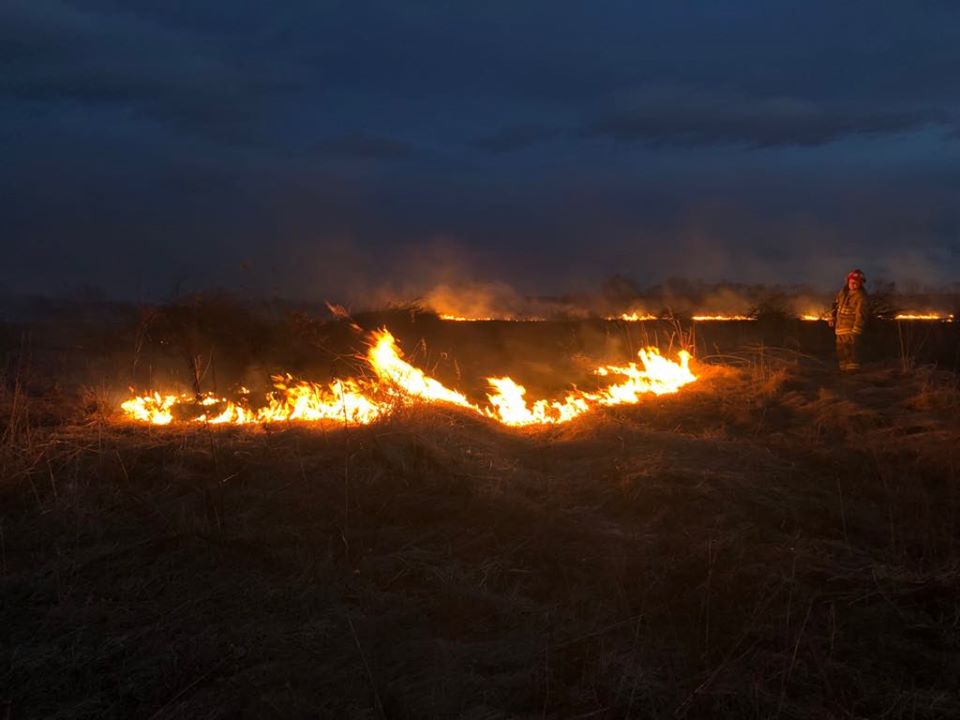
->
<box><xmin>829</xmin><ymin>269</ymin><xmax>868</xmax><ymax>371</ymax></box>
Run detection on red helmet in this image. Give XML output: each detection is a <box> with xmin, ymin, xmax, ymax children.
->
<box><xmin>846</xmin><ymin>269</ymin><xmax>866</xmax><ymax>284</ymax></box>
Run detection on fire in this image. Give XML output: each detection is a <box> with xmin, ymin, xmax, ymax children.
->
<box><xmin>484</xmin><ymin>379</ymin><xmax>591</xmax><ymax>426</ymax></box>
<box><xmin>437</xmin><ymin>312</ymin><xmax>954</xmax><ymax>322</ymax></box>
<box><xmin>120</xmin><ymin>393</ymin><xmax>180</xmax><ymax>425</ymax></box>
<box><xmin>367</xmin><ymin>330</ymin><xmax>475</xmax><ymax>409</ymax></box>
<box><xmin>121</xmin><ymin>380</ymin><xmax>389</xmax><ymax>427</ymax></box>
<box><xmin>121</xmin><ymin>329</ymin><xmax>697</xmax><ymax>428</ymax></box>
<box><xmin>893</xmin><ymin>313</ymin><xmax>954</xmax><ymax>322</ymax></box>
<box><xmin>483</xmin><ymin>348</ymin><xmax>694</xmax><ymax>426</ymax></box>
<box><xmin>257</xmin><ymin>377</ymin><xmax>386</xmax><ymax>424</ymax></box>
<box><xmin>440</xmin><ymin>313</ymin><xmax>494</xmax><ymax>321</ymax></box>
<box><xmin>439</xmin><ymin>313</ymin><xmax>544</xmax><ymax>322</ymax></box>
<box><xmin>617</xmin><ymin>312</ymin><xmax>659</xmax><ymax>321</ymax></box>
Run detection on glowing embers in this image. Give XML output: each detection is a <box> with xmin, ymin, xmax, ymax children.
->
<box><xmin>122</xmin><ymin>329</ymin><xmax>697</xmax><ymax>428</ymax></box>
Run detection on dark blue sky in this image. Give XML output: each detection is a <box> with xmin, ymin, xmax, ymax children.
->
<box><xmin>3</xmin><ymin>0</ymin><xmax>959</xmax><ymax>301</ymax></box>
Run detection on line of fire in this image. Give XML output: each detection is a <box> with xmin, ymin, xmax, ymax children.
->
<box><xmin>122</xmin><ymin>328</ymin><xmax>696</xmax><ymax>427</ymax></box>
<box><xmin>120</xmin><ymin>307</ymin><xmax>957</xmax><ymax>429</ymax></box>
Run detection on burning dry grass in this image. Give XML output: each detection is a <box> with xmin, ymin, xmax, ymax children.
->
<box><xmin>2</xmin><ymin>354</ymin><xmax>960</xmax><ymax>718</ymax></box>
<box><xmin>118</xmin><ymin>328</ymin><xmax>697</xmax><ymax>428</ymax></box>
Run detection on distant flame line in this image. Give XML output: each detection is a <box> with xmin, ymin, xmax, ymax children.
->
<box><xmin>439</xmin><ymin>313</ymin><xmax>954</xmax><ymax>322</ymax></box>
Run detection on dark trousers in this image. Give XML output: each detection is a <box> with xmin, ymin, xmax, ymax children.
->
<box><xmin>836</xmin><ymin>333</ymin><xmax>861</xmax><ymax>370</ymax></box>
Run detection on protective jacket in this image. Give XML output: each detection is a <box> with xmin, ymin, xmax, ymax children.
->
<box><xmin>832</xmin><ymin>287</ymin><xmax>867</xmax><ymax>335</ymax></box>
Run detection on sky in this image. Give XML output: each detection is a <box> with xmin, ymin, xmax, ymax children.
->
<box><xmin>3</xmin><ymin>0</ymin><xmax>959</xmax><ymax>302</ymax></box>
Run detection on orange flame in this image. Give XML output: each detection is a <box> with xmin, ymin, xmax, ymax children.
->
<box><xmin>367</xmin><ymin>330</ymin><xmax>475</xmax><ymax>409</ymax></box>
<box><xmin>439</xmin><ymin>312</ymin><xmax>954</xmax><ymax>322</ymax></box>
<box><xmin>893</xmin><ymin>313</ymin><xmax>954</xmax><ymax>321</ymax></box>
<box><xmin>616</xmin><ymin>312</ymin><xmax>659</xmax><ymax>321</ymax></box>
<box><xmin>122</xmin><ymin>329</ymin><xmax>697</xmax><ymax>428</ymax></box>
<box><xmin>691</xmin><ymin>314</ymin><xmax>753</xmax><ymax>322</ymax></box>
<box><xmin>439</xmin><ymin>313</ymin><xmax>494</xmax><ymax>321</ymax></box>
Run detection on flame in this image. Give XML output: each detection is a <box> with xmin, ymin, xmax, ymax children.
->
<box><xmin>440</xmin><ymin>313</ymin><xmax>494</xmax><ymax>321</ymax></box>
<box><xmin>691</xmin><ymin>314</ymin><xmax>753</xmax><ymax>322</ymax></box>
<box><xmin>120</xmin><ymin>393</ymin><xmax>180</xmax><ymax>425</ymax></box>
<box><xmin>893</xmin><ymin>313</ymin><xmax>954</xmax><ymax>321</ymax></box>
<box><xmin>257</xmin><ymin>377</ymin><xmax>387</xmax><ymax>424</ymax></box>
<box><xmin>616</xmin><ymin>312</ymin><xmax>659</xmax><ymax>321</ymax></box>
<box><xmin>367</xmin><ymin>330</ymin><xmax>475</xmax><ymax>409</ymax></box>
<box><xmin>439</xmin><ymin>313</ymin><xmax>545</xmax><ymax>322</ymax></box>
<box><xmin>481</xmin><ymin>348</ymin><xmax>694</xmax><ymax>426</ymax></box>
<box><xmin>122</xmin><ymin>329</ymin><xmax>697</xmax><ymax>428</ymax></box>
<box><xmin>439</xmin><ymin>312</ymin><xmax>956</xmax><ymax>322</ymax></box>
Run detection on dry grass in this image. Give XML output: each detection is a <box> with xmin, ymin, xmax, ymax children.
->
<box><xmin>1</xmin><ymin>352</ymin><xmax>960</xmax><ymax>719</ymax></box>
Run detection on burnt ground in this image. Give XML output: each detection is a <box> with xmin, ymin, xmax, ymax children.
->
<box><xmin>1</xmin><ymin>315</ymin><xmax>960</xmax><ymax>719</ymax></box>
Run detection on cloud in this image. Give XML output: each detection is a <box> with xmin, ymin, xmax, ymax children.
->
<box><xmin>581</xmin><ymin>89</ymin><xmax>953</xmax><ymax>148</ymax></box>
<box><xmin>2</xmin><ymin>2</ymin><xmax>230</xmax><ymax>100</ymax></box>
<box><xmin>472</xmin><ymin>125</ymin><xmax>560</xmax><ymax>153</ymax></box>
<box><xmin>2</xmin><ymin>1</ymin><xmax>959</xmax><ymax>298</ymax></box>
<box><xmin>313</xmin><ymin>134</ymin><xmax>416</xmax><ymax>160</ymax></box>
<box><xmin>0</xmin><ymin>0</ymin><xmax>296</xmax><ymax>143</ymax></box>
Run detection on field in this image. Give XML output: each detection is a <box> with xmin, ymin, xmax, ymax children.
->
<box><xmin>2</xmin><ymin>307</ymin><xmax>960</xmax><ymax>718</ymax></box>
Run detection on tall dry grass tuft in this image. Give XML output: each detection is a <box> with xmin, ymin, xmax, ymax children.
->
<box><xmin>2</xmin><ymin>335</ymin><xmax>39</xmax><ymax>485</ymax></box>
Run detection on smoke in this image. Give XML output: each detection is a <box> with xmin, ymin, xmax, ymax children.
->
<box><xmin>422</xmin><ymin>281</ymin><xmax>532</xmax><ymax>319</ymax></box>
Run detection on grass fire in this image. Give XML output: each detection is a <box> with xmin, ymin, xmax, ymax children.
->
<box><xmin>7</xmin><ymin>1</ymin><xmax>960</xmax><ymax>715</ymax></box>
<box><xmin>121</xmin><ymin>329</ymin><xmax>696</xmax><ymax>428</ymax></box>
<box><xmin>3</xmin><ymin>297</ymin><xmax>960</xmax><ymax>718</ymax></box>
